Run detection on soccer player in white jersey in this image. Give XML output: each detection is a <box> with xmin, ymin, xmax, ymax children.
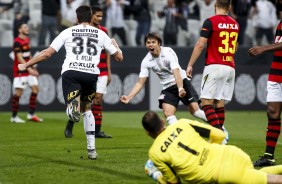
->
<box><xmin>120</xmin><ymin>32</ymin><xmax>206</xmax><ymax>124</ymax></box>
<box><xmin>18</xmin><ymin>5</ymin><xmax>123</xmax><ymax>160</ymax></box>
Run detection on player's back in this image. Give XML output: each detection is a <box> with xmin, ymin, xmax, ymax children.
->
<box><xmin>149</xmin><ymin>119</ymin><xmax>225</xmax><ymax>183</ymax></box>
<box><xmin>55</xmin><ymin>24</ymin><xmax>110</xmax><ymax>75</ymax></box>
<box><xmin>205</xmin><ymin>15</ymin><xmax>239</xmax><ymax>68</ymax></box>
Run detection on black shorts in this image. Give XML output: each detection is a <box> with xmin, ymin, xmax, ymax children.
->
<box><xmin>62</xmin><ymin>70</ymin><xmax>98</xmax><ymax>104</ymax></box>
<box><xmin>158</xmin><ymin>78</ymin><xmax>200</xmax><ymax>109</ymax></box>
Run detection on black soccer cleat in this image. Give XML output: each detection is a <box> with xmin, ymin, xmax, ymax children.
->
<box><xmin>95</xmin><ymin>131</ymin><xmax>112</xmax><ymax>138</ymax></box>
<box><xmin>64</xmin><ymin>129</ymin><xmax>73</xmax><ymax>138</ymax></box>
<box><xmin>253</xmin><ymin>154</ymin><xmax>275</xmax><ymax>167</ymax></box>
<box><xmin>64</xmin><ymin>120</ymin><xmax>74</xmax><ymax>138</ymax></box>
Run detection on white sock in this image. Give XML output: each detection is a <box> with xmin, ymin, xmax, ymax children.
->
<box><xmin>193</xmin><ymin>109</ymin><xmax>207</xmax><ymax>122</ymax></box>
<box><xmin>166</xmin><ymin>115</ymin><xmax>177</xmax><ymax>125</ymax></box>
<box><xmin>83</xmin><ymin>110</ymin><xmax>95</xmax><ymax>150</ymax></box>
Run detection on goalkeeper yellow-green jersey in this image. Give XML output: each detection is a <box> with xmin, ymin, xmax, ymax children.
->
<box><xmin>148</xmin><ymin>119</ymin><xmax>268</xmax><ymax>184</ymax></box>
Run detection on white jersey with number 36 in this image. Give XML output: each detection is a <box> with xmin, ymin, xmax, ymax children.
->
<box><xmin>50</xmin><ymin>24</ymin><xmax>117</xmax><ymax>75</ymax></box>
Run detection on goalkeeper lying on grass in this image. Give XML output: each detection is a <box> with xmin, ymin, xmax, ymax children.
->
<box><xmin>142</xmin><ymin>111</ymin><xmax>282</xmax><ymax>184</ymax></box>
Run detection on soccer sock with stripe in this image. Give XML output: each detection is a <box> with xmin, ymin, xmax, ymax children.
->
<box><xmin>215</xmin><ymin>107</ymin><xmax>225</xmax><ymax>128</ymax></box>
<box><xmin>265</xmin><ymin>117</ymin><xmax>281</xmax><ymax>157</ymax></box>
<box><xmin>12</xmin><ymin>95</ymin><xmax>20</xmax><ymax>117</ymax></box>
<box><xmin>29</xmin><ymin>92</ymin><xmax>37</xmax><ymax>115</ymax></box>
<box><xmin>202</xmin><ymin>105</ymin><xmax>221</xmax><ymax>129</ymax></box>
<box><xmin>83</xmin><ymin>110</ymin><xmax>96</xmax><ymax>150</ymax></box>
<box><xmin>92</xmin><ymin>104</ymin><xmax>102</xmax><ymax>133</ymax></box>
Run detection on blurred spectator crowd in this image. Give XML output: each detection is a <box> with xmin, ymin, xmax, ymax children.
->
<box><xmin>0</xmin><ymin>0</ymin><xmax>280</xmax><ymax>47</ymax></box>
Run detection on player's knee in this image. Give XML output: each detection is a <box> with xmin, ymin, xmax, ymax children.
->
<box><xmin>267</xmin><ymin>108</ymin><xmax>280</xmax><ymax>119</ymax></box>
<box><xmin>163</xmin><ymin>109</ymin><xmax>174</xmax><ymax>118</ymax></box>
<box><xmin>93</xmin><ymin>93</ymin><xmax>103</xmax><ymax>105</ymax></box>
<box><xmin>14</xmin><ymin>89</ymin><xmax>23</xmax><ymax>96</ymax></box>
<box><xmin>81</xmin><ymin>101</ymin><xmax>91</xmax><ymax>112</ymax></box>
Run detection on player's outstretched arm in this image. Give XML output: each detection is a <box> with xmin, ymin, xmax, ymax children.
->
<box><xmin>18</xmin><ymin>47</ymin><xmax>56</xmax><ymax>71</ymax></box>
<box><xmin>248</xmin><ymin>42</ymin><xmax>282</xmax><ymax>56</ymax></box>
<box><xmin>120</xmin><ymin>77</ymin><xmax>147</xmax><ymax>104</ymax></box>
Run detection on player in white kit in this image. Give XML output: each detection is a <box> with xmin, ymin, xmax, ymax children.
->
<box><xmin>18</xmin><ymin>5</ymin><xmax>123</xmax><ymax>160</ymax></box>
<box><xmin>120</xmin><ymin>32</ymin><xmax>206</xmax><ymax>124</ymax></box>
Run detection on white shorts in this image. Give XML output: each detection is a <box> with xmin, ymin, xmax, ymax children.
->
<box><xmin>266</xmin><ymin>81</ymin><xmax>282</xmax><ymax>102</ymax></box>
<box><xmin>13</xmin><ymin>75</ymin><xmax>38</xmax><ymax>89</ymax></box>
<box><xmin>96</xmin><ymin>75</ymin><xmax>108</xmax><ymax>94</ymax></box>
<box><xmin>200</xmin><ymin>64</ymin><xmax>235</xmax><ymax>101</ymax></box>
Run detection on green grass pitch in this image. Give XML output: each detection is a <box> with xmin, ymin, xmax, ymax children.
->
<box><xmin>0</xmin><ymin>111</ymin><xmax>282</xmax><ymax>184</ymax></box>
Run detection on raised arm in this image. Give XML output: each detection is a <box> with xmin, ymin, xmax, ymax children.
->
<box><xmin>18</xmin><ymin>47</ymin><xmax>56</xmax><ymax>71</ymax></box>
<box><xmin>120</xmin><ymin>77</ymin><xmax>147</xmax><ymax>104</ymax></box>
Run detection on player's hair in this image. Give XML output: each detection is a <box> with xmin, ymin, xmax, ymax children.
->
<box><xmin>144</xmin><ymin>32</ymin><xmax>162</xmax><ymax>46</ymax></box>
<box><xmin>91</xmin><ymin>5</ymin><xmax>103</xmax><ymax>14</ymax></box>
<box><xmin>215</xmin><ymin>0</ymin><xmax>232</xmax><ymax>9</ymax></box>
<box><xmin>142</xmin><ymin>111</ymin><xmax>163</xmax><ymax>135</ymax></box>
<box><xmin>16</xmin><ymin>21</ymin><xmax>26</xmax><ymax>30</ymax></box>
<box><xmin>76</xmin><ymin>5</ymin><xmax>92</xmax><ymax>23</ymax></box>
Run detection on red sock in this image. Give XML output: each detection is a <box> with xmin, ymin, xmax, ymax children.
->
<box><xmin>215</xmin><ymin>107</ymin><xmax>225</xmax><ymax>128</ymax></box>
<box><xmin>29</xmin><ymin>93</ymin><xmax>37</xmax><ymax>115</ymax></box>
<box><xmin>265</xmin><ymin>118</ymin><xmax>281</xmax><ymax>156</ymax></box>
<box><xmin>92</xmin><ymin>104</ymin><xmax>102</xmax><ymax>132</ymax></box>
<box><xmin>12</xmin><ymin>95</ymin><xmax>20</xmax><ymax>117</ymax></box>
<box><xmin>202</xmin><ymin>105</ymin><xmax>221</xmax><ymax>129</ymax></box>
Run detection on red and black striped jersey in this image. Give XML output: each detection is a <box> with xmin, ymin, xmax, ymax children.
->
<box><xmin>13</xmin><ymin>36</ymin><xmax>31</xmax><ymax>77</ymax></box>
<box><xmin>98</xmin><ymin>25</ymin><xmax>109</xmax><ymax>76</ymax></box>
<box><xmin>200</xmin><ymin>15</ymin><xmax>239</xmax><ymax>68</ymax></box>
<box><xmin>269</xmin><ymin>20</ymin><xmax>282</xmax><ymax>82</ymax></box>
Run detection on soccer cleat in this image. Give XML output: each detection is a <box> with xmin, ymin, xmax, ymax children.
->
<box><xmin>66</xmin><ymin>99</ymin><xmax>80</xmax><ymax>122</ymax></box>
<box><xmin>64</xmin><ymin>120</ymin><xmax>74</xmax><ymax>138</ymax></box>
<box><xmin>27</xmin><ymin>114</ymin><xmax>43</xmax><ymax>122</ymax></box>
<box><xmin>253</xmin><ymin>154</ymin><xmax>275</xmax><ymax>167</ymax></box>
<box><xmin>221</xmin><ymin>125</ymin><xmax>229</xmax><ymax>145</ymax></box>
<box><xmin>88</xmin><ymin>149</ymin><xmax>98</xmax><ymax>160</ymax></box>
<box><xmin>95</xmin><ymin>131</ymin><xmax>112</xmax><ymax>138</ymax></box>
<box><xmin>10</xmin><ymin>116</ymin><xmax>26</xmax><ymax>123</ymax></box>
<box><xmin>64</xmin><ymin>130</ymin><xmax>73</xmax><ymax>138</ymax></box>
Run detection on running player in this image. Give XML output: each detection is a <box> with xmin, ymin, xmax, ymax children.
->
<box><xmin>64</xmin><ymin>6</ymin><xmax>113</xmax><ymax>139</ymax></box>
<box><xmin>18</xmin><ymin>5</ymin><xmax>123</xmax><ymax>159</ymax></box>
<box><xmin>120</xmin><ymin>32</ymin><xmax>207</xmax><ymax>125</ymax></box>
